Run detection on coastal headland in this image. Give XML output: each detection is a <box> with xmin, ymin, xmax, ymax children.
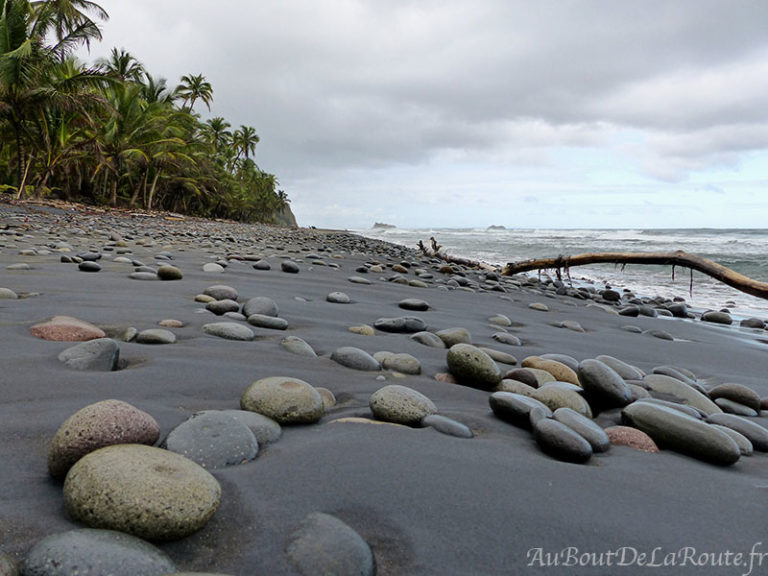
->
<box><xmin>1</xmin><ymin>200</ymin><xmax>768</xmax><ymax>575</ymax></box>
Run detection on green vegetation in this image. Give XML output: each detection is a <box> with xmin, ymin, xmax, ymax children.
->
<box><xmin>0</xmin><ymin>0</ymin><xmax>290</xmax><ymax>223</ymax></box>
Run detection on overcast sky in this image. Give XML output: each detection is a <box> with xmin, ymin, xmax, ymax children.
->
<box><xmin>81</xmin><ymin>1</ymin><xmax>768</xmax><ymax>229</ymax></box>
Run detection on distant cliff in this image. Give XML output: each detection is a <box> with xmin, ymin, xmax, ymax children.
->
<box><xmin>273</xmin><ymin>205</ymin><xmax>298</xmax><ymax>228</ymax></box>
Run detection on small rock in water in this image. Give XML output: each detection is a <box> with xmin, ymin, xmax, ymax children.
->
<box><xmin>369</xmin><ymin>384</ymin><xmax>437</xmax><ymax>426</ymax></box>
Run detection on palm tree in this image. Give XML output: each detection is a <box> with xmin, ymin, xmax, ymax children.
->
<box><xmin>97</xmin><ymin>47</ymin><xmax>144</xmax><ymax>82</ymax></box>
<box><xmin>30</xmin><ymin>0</ymin><xmax>108</xmax><ymax>56</ymax></box>
<box><xmin>202</xmin><ymin>116</ymin><xmax>231</xmax><ymax>154</ymax></box>
<box><xmin>232</xmin><ymin>124</ymin><xmax>259</xmax><ymax>161</ymax></box>
<box><xmin>174</xmin><ymin>73</ymin><xmax>212</xmax><ymax>112</ymax></box>
<box><xmin>140</xmin><ymin>72</ymin><xmax>173</xmax><ymax>104</ymax></box>
<box><xmin>0</xmin><ymin>0</ymin><xmax>106</xmax><ymax>196</ymax></box>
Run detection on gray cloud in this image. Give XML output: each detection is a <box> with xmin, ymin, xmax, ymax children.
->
<box><xmin>86</xmin><ymin>0</ymin><xmax>768</xmax><ymax>226</ymax></box>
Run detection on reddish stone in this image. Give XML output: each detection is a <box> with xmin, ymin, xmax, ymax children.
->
<box><xmin>605</xmin><ymin>425</ymin><xmax>659</xmax><ymax>453</ymax></box>
<box><xmin>434</xmin><ymin>372</ymin><xmax>457</xmax><ymax>384</ymax></box>
<box><xmin>30</xmin><ymin>315</ymin><xmax>106</xmax><ymax>342</ymax></box>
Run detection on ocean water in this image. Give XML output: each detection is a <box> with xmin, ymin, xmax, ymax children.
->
<box><xmin>358</xmin><ymin>227</ymin><xmax>768</xmax><ymax>319</ymax></box>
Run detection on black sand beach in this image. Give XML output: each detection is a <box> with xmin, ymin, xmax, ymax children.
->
<box><xmin>2</xmin><ymin>201</ymin><xmax>768</xmax><ymax>575</ymax></box>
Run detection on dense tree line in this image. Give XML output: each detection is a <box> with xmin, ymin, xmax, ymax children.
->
<box><xmin>0</xmin><ymin>0</ymin><xmax>290</xmax><ymax>223</ymax></box>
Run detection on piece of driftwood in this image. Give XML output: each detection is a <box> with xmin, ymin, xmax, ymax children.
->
<box><xmin>418</xmin><ymin>237</ymin><xmax>496</xmax><ymax>272</ymax></box>
<box><xmin>502</xmin><ymin>250</ymin><xmax>768</xmax><ymax>301</ymax></box>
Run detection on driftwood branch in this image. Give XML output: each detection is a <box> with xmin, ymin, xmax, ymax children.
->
<box><xmin>418</xmin><ymin>237</ymin><xmax>496</xmax><ymax>272</ymax></box>
<box><xmin>502</xmin><ymin>250</ymin><xmax>768</xmax><ymax>301</ymax></box>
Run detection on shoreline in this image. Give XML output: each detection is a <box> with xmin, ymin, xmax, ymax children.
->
<box><xmin>2</xmin><ymin>202</ymin><xmax>768</xmax><ymax>574</ymax></box>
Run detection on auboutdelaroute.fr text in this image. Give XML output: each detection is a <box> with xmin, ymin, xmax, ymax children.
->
<box><xmin>526</xmin><ymin>542</ymin><xmax>768</xmax><ymax>575</ymax></box>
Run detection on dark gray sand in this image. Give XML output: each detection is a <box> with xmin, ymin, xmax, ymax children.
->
<box><xmin>2</xmin><ymin>201</ymin><xmax>768</xmax><ymax>575</ymax></box>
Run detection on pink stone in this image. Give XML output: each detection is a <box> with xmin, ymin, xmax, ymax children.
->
<box><xmin>30</xmin><ymin>315</ymin><xmax>106</xmax><ymax>341</ymax></box>
<box><xmin>605</xmin><ymin>425</ymin><xmax>659</xmax><ymax>453</ymax></box>
<box><xmin>434</xmin><ymin>372</ymin><xmax>457</xmax><ymax>384</ymax></box>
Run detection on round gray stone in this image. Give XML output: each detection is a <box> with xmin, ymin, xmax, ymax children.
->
<box><xmin>247</xmin><ymin>314</ymin><xmax>289</xmax><ymax>330</ymax></box>
<box><xmin>203</xmin><ymin>284</ymin><xmax>239</xmax><ymax>301</ymax></box>
<box><xmin>252</xmin><ymin>259</ymin><xmax>271</xmax><ymax>270</ymax></box>
<box><xmin>492</xmin><ymin>332</ymin><xmax>522</xmax><ymax>346</ymax></box>
<box><xmin>331</xmin><ymin>347</ymin><xmax>381</xmax><ymax>371</ymax></box>
<box><xmin>165</xmin><ymin>412</ymin><xmax>258</xmax><ymax>469</ymax></box>
<box><xmin>410</xmin><ymin>331</ymin><xmax>446</xmax><ymax>348</ymax></box>
<box><xmin>63</xmin><ymin>445</ymin><xmax>221</xmax><ymax>540</ymax></box>
<box><xmin>280</xmin><ymin>336</ymin><xmax>318</xmax><ymax>358</ymax></box>
<box><xmin>209</xmin><ymin>409</ymin><xmax>282</xmax><ymax>444</ymax></box>
<box><xmin>202</xmin><ymin>322</ymin><xmax>254</xmax><ymax>341</ymax></box>
<box><xmin>205</xmin><ymin>299</ymin><xmax>241</xmax><ymax>315</ymax></box>
<box><xmin>446</xmin><ymin>343</ymin><xmax>501</xmax><ymax>390</ymax></box>
<box><xmin>129</xmin><ymin>271</ymin><xmax>158</xmax><ymax>281</ymax></box>
<box><xmin>374</xmin><ymin>316</ymin><xmax>427</xmax><ymax>334</ymax></box>
<box><xmin>23</xmin><ymin>528</ymin><xmax>175</xmax><ymax>576</ymax></box>
<box><xmin>49</xmin><ymin>399</ymin><xmax>160</xmax><ymax>479</ymax></box>
<box><xmin>0</xmin><ymin>287</ymin><xmax>19</xmax><ymax>299</ymax></box>
<box><xmin>369</xmin><ymin>384</ymin><xmax>437</xmax><ymax>426</ymax></box>
<box><xmin>241</xmin><ymin>377</ymin><xmax>325</xmax><ymax>424</ymax></box>
<box><xmin>78</xmin><ymin>261</ymin><xmax>101</xmax><ymax>272</ymax></box>
<box><xmin>399</xmin><ymin>298</ymin><xmax>430</xmax><ymax>311</ymax></box>
<box><xmin>594</xmin><ymin>355</ymin><xmax>644</xmax><ymax>380</ymax></box>
<box><xmin>242</xmin><ymin>296</ymin><xmax>279</xmax><ymax>317</ymax></box>
<box><xmin>436</xmin><ymin>327</ymin><xmax>472</xmax><ymax>346</ymax></box>
<box><xmin>287</xmin><ymin>512</ymin><xmax>375</xmax><ymax>576</ymax></box>
<box><xmin>701</xmin><ymin>310</ymin><xmax>732</xmax><ymax>325</ymax></box>
<box><xmin>374</xmin><ymin>351</ymin><xmax>422</xmax><ymax>375</ymax></box>
<box><xmin>327</xmin><ymin>291</ymin><xmax>351</xmax><ymax>304</ymax></box>
<box><xmin>58</xmin><ymin>338</ymin><xmax>120</xmax><ymax>371</ymax></box>
<box><xmin>135</xmin><ymin>328</ymin><xmax>176</xmax><ymax>345</ymax></box>
<box><xmin>281</xmin><ymin>261</ymin><xmax>300</xmax><ymax>273</ymax></box>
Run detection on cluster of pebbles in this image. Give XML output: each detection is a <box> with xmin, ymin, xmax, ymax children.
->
<box><xmin>1</xmin><ymin>202</ymin><xmax>768</xmax><ymax>574</ymax></box>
